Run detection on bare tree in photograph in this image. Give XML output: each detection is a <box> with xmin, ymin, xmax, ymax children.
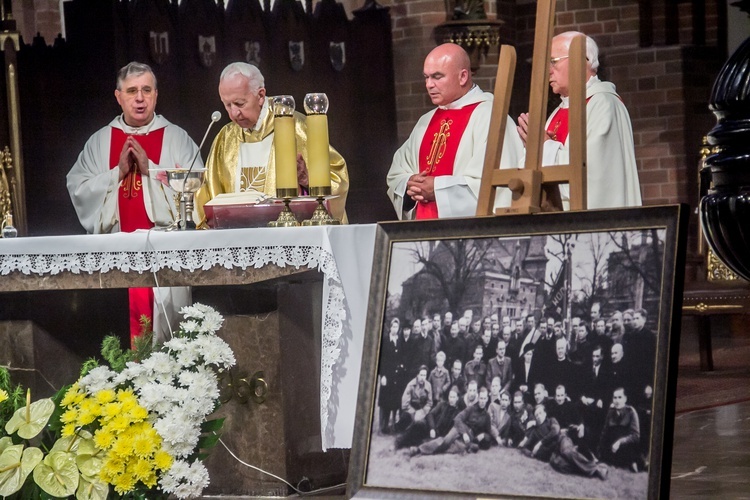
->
<box><xmin>409</xmin><ymin>239</ymin><xmax>494</xmax><ymax>315</ymax></box>
<box><xmin>574</xmin><ymin>232</ymin><xmax>610</xmax><ymax>303</ymax></box>
<box><xmin>607</xmin><ymin>230</ymin><xmax>664</xmax><ymax>311</ymax></box>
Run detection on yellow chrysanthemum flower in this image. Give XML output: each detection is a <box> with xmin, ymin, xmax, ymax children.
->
<box><xmin>141</xmin><ymin>470</ymin><xmax>158</xmax><ymax>489</ymax></box>
<box><xmin>95</xmin><ymin>388</ymin><xmax>116</xmax><ymax>405</ymax></box>
<box><xmin>133</xmin><ymin>434</ymin><xmax>156</xmax><ymax>458</ymax></box>
<box><xmin>60</xmin><ymin>408</ymin><xmax>78</xmax><ymax>424</ymax></box>
<box><xmin>76</xmin><ymin>398</ymin><xmax>101</xmax><ymax>426</ymax></box>
<box><xmin>153</xmin><ymin>450</ymin><xmax>173</xmax><ymax>471</ymax></box>
<box><xmin>112</xmin><ymin>472</ymin><xmax>137</xmax><ymax>494</ymax></box>
<box><xmin>100</xmin><ymin>457</ymin><xmax>126</xmax><ymax>479</ymax></box>
<box><xmin>94</xmin><ymin>427</ymin><xmax>116</xmax><ymax>450</ymax></box>
<box><xmin>132</xmin><ymin>458</ymin><xmax>154</xmax><ymax>481</ymax></box>
<box><xmin>60</xmin><ymin>383</ymin><xmax>82</xmax><ymax>407</ymax></box>
<box><xmin>0</xmin><ymin>388</ymin><xmax>8</xmax><ymax>404</ymax></box>
<box><xmin>61</xmin><ymin>422</ymin><xmax>77</xmax><ymax>437</ymax></box>
<box><xmin>101</xmin><ymin>402</ymin><xmax>122</xmax><ymax>422</ymax></box>
<box><xmin>109</xmin><ymin>413</ymin><xmax>131</xmax><ymax>433</ymax></box>
<box><xmin>117</xmin><ymin>390</ymin><xmax>138</xmax><ymax>409</ymax></box>
<box><xmin>111</xmin><ymin>433</ymin><xmax>135</xmax><ymax>458</ymax></box>
<box><xmin>128</xmin><ymin>405</ymin><xmax>149</xmax><ymax>422</ymax></box>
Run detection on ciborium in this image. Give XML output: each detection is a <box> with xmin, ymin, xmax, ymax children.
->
<box><xmin>700</xmin><ymin>36</ymin><xmax>750</xmax><ymax>280</ymax></box>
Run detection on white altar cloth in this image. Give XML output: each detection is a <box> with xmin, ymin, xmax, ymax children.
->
<box><xmin>0</xmin><ymin>225</ymin><xmax>377</xmax><ymax>450</ymax></box>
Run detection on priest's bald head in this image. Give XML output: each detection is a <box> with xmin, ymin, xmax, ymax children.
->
<box><xmin>549</xmin><ymin>31</ymin><xmax>599</xmax><ymax>98</ymax></box>
<box><xmin>423</xmin><ymin>43</ymin><xmax>473</xmax><ymax>107</ymax></box>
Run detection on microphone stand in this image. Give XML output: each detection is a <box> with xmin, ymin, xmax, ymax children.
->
<box><xmin>177</xmin><ymin>112</ymin><xmax>221</xmax><ymax>229</ymax></box>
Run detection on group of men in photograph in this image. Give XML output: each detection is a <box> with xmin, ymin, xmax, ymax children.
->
<box><xmin>378</xmin><ymin>304</ymin><xmax>657</xmax><ymax>480</ymax></box>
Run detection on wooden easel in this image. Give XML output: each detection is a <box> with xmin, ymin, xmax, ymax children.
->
<box><xmin>475</xmin><ymin>0</ymin><xmax>588</xmax><ymax>216</ymax></box>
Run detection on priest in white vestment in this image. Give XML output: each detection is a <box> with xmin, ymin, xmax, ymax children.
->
<box><xmin>386</xmin><ymin>43</ymin><xmax>524</xmax><ymax>220</ymax></box>
<box><xmin>66</xmin><ymin>62</ymin><xmax>199</xmax><ymax>343</ymax></box>
<box><xmin>515</xmin><ymin>31</ymin><xmax>642</xmax><ymax>209</ymax></box>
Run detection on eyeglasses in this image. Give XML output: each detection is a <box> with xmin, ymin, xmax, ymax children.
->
<box><xmin>121</xmin><ymin>86</ymin><xmax>154</xmax><ymax>98</ymax></box>
<box><xmin>549</xmin><ymin>56</ymin><xmax>569</xmax><ymax>68</ymax></box>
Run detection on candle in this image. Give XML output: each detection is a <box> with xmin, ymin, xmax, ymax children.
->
<box><xmin>273</xmin><ymin>96</ymin><xmax>297</xmax><ymax>193</ymax></box>
<box><xmin>304</xmin><ymin>93</ymin><xmax>331</xmax><ymax>190</ymax></box>
<box><xmin>306</xmin><ymin>114</ymin><xmax>330</xmax><ymax>188</ymax></box>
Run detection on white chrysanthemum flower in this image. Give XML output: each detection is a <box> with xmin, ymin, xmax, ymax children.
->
<box><xmin>156</xmin><ymin>414</ymin><xmax>201</xmax><ymax>458</ymax></box>
<box><xmin>160</xmin><ymin>459</ymin><xmax>210</xmax><ymax>499</ymax></box>
<box><xmin>136</xmin><ymin>382</ymin><xmax>176</xmax><ymax>414</ymax></box>
<box><xmin>168</xmin><ymin>339</ymin><xmax>201</xmax><ymax>369</ymax></box>
<box><xmin>177</xmin><ymin>367</ymin><xmax>216</xmax><ymax>392</ymax></box>
<box><xmin>142</xmin><ymin>352</ymin><xmax>179</xmax><ymax>374</ymax></box>
<box><xmin>193</xmin><ymin>335</ymin><xmax>236</xmax><ymax>369</ymax></box>
<box><xmin>164</xmin><ymin>336</ymin><xmax>190</xmax><ymax>353</ymax></box>
<box><xmin>181</xmin><ymin>319</ymin><xmax>201</xmax><ymax>334</ymax></box>
<box><xmin>79</xmin><ymin>366</ymin><xmax>116</xmax><ymax>393</ymax></box>
<box><xmin>179</xmin><ymin>305</ymin><xmax>206</xmax><ymax>321</ymax></box>
<box><xmin>200</xmin><ymin>311</ymin><xmax>224</xmax><ymax>334</ymax></box>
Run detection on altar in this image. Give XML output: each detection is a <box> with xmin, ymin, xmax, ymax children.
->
<box><xmin>0</xmin><ymin>225</ymin><xmax>377</xmax><ymax>495</ymax></box>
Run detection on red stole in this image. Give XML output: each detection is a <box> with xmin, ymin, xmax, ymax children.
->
<box><xmin>546</xmin><ymin>97</ymin><xmax>593</xmax><ymax>144</ymax></box>
<box><xmin>109</xmin><ymin>127</ymin><xmax>165</xmax><ymax>232</ymax></box>
<box><xmin>416</xmin><ymin>102</ymin><xmax>481</xmax><ymax>219</ymax></box>
<box><xmin>109</xmin><ymin>126</ymin><xmax>165</xmax><ymax>344</ymax></box>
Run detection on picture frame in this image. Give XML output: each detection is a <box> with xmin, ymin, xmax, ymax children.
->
<box><xmin>348</xmin><ymin>205</ymin><xmax>688</xmax><ymax>499</ymax></box>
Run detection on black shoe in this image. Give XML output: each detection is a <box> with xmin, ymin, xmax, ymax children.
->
<box><xmin>595</xmin><ymin>465</ymin><xmax>608</xmax><ymax>480</ymax></box>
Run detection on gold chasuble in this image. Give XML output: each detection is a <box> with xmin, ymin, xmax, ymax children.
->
<box><xmin>196</xmin><ymin>101</ymin><xmax>349</xmax><ymax>225</ymax></box>
<box><xmin>416</xmin><ymin>102</ymin><xmax>481</xmax><ymax>219</ymax></box>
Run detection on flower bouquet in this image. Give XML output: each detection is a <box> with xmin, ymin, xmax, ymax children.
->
<box><xmin>0</xmin><ymin>303</ymin><xmax>235</xmax><ymax>499</ymax></box>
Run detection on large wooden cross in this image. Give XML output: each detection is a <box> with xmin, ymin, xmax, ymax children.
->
<box><xmin>475</xmin><ymin>0</ymin><xmax>588</xmax><ymax>216</ymax></box>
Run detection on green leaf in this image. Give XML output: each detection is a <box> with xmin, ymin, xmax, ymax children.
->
<box><xmin>200</xmin><ymin>418</ymin><xmax>225</xmax><ymax>433</ymax></box>
<box><xmin>0</xmin><ymin>444</ymin><xmax>43</xmax><ymax>497</ymax></box>
<box><xmin>46</xmin><ymin>386</ymin><xmax>73</xmax><ymax>434</ymax></box>
<box><xmin>197</xmin><ymin>433</ymin><xmax>220</xmax><ymax>450</ymax></box>
<box><xmin>75</xmin><ymin>473</ymin><xmax>109</xmax><ymax>500</ymax></box>
<box><xmin>4</xmin><ymin>398</ymin><xmax>56</xmax><ymax>439</ymax></box>
<box><xmin>32</xmin><ymin>450</ymin><xmax>80</xmax><ymax>498</ymax></box>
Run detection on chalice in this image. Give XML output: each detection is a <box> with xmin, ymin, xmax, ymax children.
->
<box><xmin>164</xmin><ymin>168</ymin><xmax>206</xmax><ymax>230</ymax></box>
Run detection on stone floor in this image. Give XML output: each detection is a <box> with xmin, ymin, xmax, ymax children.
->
<box><xmin>669</xmin><ymin>317</ymin><xmax>750</xmax><ymax>499</ymax></box>
<box><xmin>670</xmin><ymin>400</ymin><xmax>750</xmax><ymax>498</ymax></box>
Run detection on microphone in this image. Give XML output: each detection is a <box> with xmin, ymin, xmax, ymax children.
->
<box><xmin>183</xmin><ymin>111</ymin><xmax>222</xmax><ymax>193</ymax></box>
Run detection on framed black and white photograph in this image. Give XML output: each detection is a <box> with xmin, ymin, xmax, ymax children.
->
<box><xmin>348</xmin><ymin>205</ymin><xmax>688</xmax><ymax>499</ymax></box>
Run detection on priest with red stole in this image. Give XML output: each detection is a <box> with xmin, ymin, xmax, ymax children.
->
<box><xmin>515</xmin><ymin>32</ymin><xmax>641</xmax><ymax>210</ymax></box>
<box><xmin>67</xmin><ymin>62</ymin><xmax>199</xmax><ymax>344</ymax></box>
<box><xmin>386</xmin><ymin>43</ymin><xmax>523</xmax><ymax>220</ymax></box>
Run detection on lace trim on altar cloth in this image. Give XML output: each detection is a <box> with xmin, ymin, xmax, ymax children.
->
<box><xmin>0</xmin><ymin>245</ymin><xmax>343</xmax><ymax>450</ymax></box>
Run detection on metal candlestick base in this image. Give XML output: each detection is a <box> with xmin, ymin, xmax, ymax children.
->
<box><xmin>268</xmin><ymin>198</ymin><xmax>300</xmax><ymax>227</ymax></box>
<box><xmin>302</xmin><ymin>196</ymin><xmax>340</xmax><ymax>226</ymax></box>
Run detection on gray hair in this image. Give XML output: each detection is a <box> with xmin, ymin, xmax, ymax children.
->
<box><xmin>220</xmin><ymin>62</ymin><xmax>265</xmax><ymax>93</ymax></box>
<box><xmin>117</xmin><ymin>62</ymin><xmax>157</xmax><ymax>90</ymax></box>
<box><xmin>555</xmin><ymin>31</ymin><xmax>600</xmax><ymax>72</ymax></box>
